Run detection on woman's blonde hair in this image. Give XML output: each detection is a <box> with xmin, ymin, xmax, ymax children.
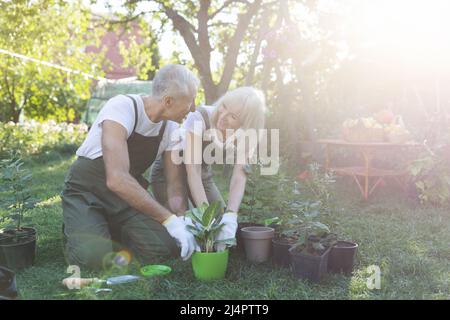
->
<box><xmin>211</xmin><ymin>86</ymin><xmax>266</xmax><ymax>132</ymax></box>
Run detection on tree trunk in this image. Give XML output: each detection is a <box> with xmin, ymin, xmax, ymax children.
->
<box><xmin>12</xmin><ymin>104</ymin><xmax>21</xmax><ymax>123</ymax></box>
<box><xmin>161</xmin><ymin>0</ymin><xmax>262</xmax><ymax>104</ymax></box>
<box><xmin>203</xmin><ymin>80</ymin><xmax>219</xmax><ymax>104</ymax></box>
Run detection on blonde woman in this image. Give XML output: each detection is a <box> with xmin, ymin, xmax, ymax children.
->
<box><xmin>151</xmin><ymin>86</ymin><xmax>266</xmax><ymax>251</ymax></box>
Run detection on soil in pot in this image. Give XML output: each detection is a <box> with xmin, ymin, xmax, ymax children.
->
<box><xmin>191</xmin><ymin>249</ymin><xmax>229</xmax><ymax>280</ymax></box>
<box><xmin>241</xmin><ymin>226</ymin><xmax>274</xmax><ymax>263</ymax></box>
<box><xmin>0</xmin><ymin>227</ymin><xmax>37</xmax><ymax>271</ymax></box>
<box><xmin>328</xmin><ymin>240</ymin><xmax>358</xmax><ymax>275</ymax></box>
<box><xmin>272</xmin><ymin>236</ymin><xmax>297</xmax><ymax>268</ymax></box>
<box><xmin>289</xmin><ymin>245</ymin><xmax>331</xmax><ymax>283</ymax></box>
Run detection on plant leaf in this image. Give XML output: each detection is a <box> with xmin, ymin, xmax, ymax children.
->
<box><xmin>202</xmin><ymin>201</ymin><xmax>220</xmax><ymax>227</ymax></box>
<box><xmin>215</xmin><ymin>238</ymin><xmax>236</xmax><ymax>246</ymax></box>
<box><xmin>185</xmin><ymin>224</ymin><xmax>199</xmax><ymax>233</ymax></box>
<box><xmin>186</xmin><ymin>210</ymin><xmax>203</xmax><ymax>226</ymax></box>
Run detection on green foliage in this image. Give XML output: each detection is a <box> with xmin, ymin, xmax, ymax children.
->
<box><xmin>0</xmin><ymin>0</ymin><xmax>105</xmax><ymax>122</ymax></box>
<box><xmin>298</xmin><ymin>232</ymin><xmax>337</xmax><ymax>256</ymax></box>
<box><xmin>239</xmin><ymin>163</ymin><xmax>300</xmax><ymax>223</ymax></box>
<box><xmin>409</xmin><ymin>152</ymin><xmax>450</xmax><ymax>206</ymax></box>
<box><xmin>272</xmin><ymin>197</ymin><xmax>335</xmax><ymax>254</ymax></box>
<box><xmin>234</xmin><ymin>160</ymin><xmax>337</xmax><ymax>256</ymax></box>
<box><xmin>0</xmin><ymin>120</ymin><xmax>88</xmax><ymax>158</ymax></box>
<box><xmin>0</xmin><ymin>157</ymin><xmax>37</xmax><ymax>235</ymax></box>
<box><xmin>298</xmin><ymin>162</ymin><xmax>336</xmax><ymax>211</ymax></box>
<box><xmin>407</xmin><ymin>116</ymin><xmax>450</xmax><ymax>207</ymax></box>
<box><xmin>8</xmin><ymin>152</ymin><xmax>450</xmax><ymax>299</ymax></box>
<box><xmin>286</xmin><ymin>204</ymin><xmax>336</xmax><ymax>256</ymax></box>
<box><xmin>117</xmin><ymin>19</ymin><xmax>160</xmax><ymax>80</ymax></box>
<box><xmin>186</xmin><ymin>201</ymin><xmax>236</xmax><ymax>253</ymax></box>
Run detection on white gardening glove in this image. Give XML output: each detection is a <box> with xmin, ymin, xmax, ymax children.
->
<box><xmin>163</xmin><ymin>214</ymin><xmax>197</xmax><ymax>260</ymax></box>
<box><xmin>215</xmin><ymin>212</ymin><xmax>238</xmax><ymax>252</ymax></box>
<box><xmin>182</xmin><ymin>216</ymin><xmax>201</xmax><ymax>252</ymax></box>
<box><xmin>183</xmin><ymin>216</ymin><xmax>196</xmax><ymax>229</ymax></box>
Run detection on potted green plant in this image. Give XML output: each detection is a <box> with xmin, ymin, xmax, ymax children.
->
<box><xmin>237</xmin><ymin>164</ymin><xmax>296</xmax><ymax>254</ymax></box>
<box><xmin>271</xmin><ymin>216</ymin><xmax>299</xmax><ymax>268</ymax></box>
<box><xmin>186</xmin><ymin>201</ymin><xmax>236</xmax><ymax>280</ymax></box>
<box><xmin>0</xmin><ymin>158</ymin><xmax>37</xmax><ymax>271</ymax></box>
<box><xmin>271</xmin><ymin>200</ymin><xmax>322</xmax><ymax>268</ymax></box>
<box><xmin>236</xmin><ymin>165</ymin><xmax>266</xmax><ymax>253</ymax></box>
<box><xmin>289</xmin><ymin>222</ymin><xmax>336</xmax><ymax>283</ymax></box>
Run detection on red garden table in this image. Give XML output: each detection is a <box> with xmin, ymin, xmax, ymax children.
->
<box><xmin>317</xmin><ymin>139</ymin><xmax>422</xmax><ymax>200</ymax></box>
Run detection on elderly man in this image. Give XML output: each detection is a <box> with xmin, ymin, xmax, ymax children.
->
<box><xmin>61</xmin><ymin>64</ymin><xmax>199</xmax><ymax>269</ymax></box>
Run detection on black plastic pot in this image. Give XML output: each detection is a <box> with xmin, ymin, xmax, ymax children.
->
<box><xmin>272</xmin><ymin>237</ymin><xmax>296</xmax><ymax>267</ymax></box>
<box><xmin>289</xmin><ymin>246</ymin><xmax>331</xmax><ymax>283</ymax></box>
<box><xmin>0</xmin><ymin>227</ymin><xmax>37</xmax><ymax>271</ymax></box>
<box><xmin>235</xmin><ymin>222</ymin><xmax>263</xmax><ymax>254</ymax></box>
<box><xmin>0</xmin><ymin>266</ymin><xmax>18</xmax><ymax>300</ymax></box>
<box><xmin>328</xmin><ymin>241</ymin><xmax>358</xmax><ymax>275</ymax></box>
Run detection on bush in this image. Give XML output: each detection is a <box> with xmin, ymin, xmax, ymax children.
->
<box><xmin>408</xmin><ymin>114</ymin><xmax>450</xmax><ymax>207</ymax></box>
<box><xmin>0</xmin><ymin>120</ymin><xmax>87</xmax><ymax>158</ymax></box>
<box><xmin>297</xmin><ymin>162</ymin><xmax>336</xmax><ymax>212</ymax></box>
<box><xmin>409</xmin><ymin>146</ymin><xmax>450</xmax><ymax>207</ymax></box>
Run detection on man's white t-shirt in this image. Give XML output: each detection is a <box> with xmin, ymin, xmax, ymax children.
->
<box><xmin>76</xmin><ymin>94</ymin><xmax>181</xmax><ymax>159</ymax></box>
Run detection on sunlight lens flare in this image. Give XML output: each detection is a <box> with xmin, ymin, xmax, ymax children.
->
<box><xmin>355</xmin><ymin>0</ymin><xmax>450</xmax><ymax>69</ymax></box>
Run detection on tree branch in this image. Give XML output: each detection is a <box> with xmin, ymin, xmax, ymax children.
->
<box><xmin>218</xmin><ymin>0</ymin><xmax>262</xmax><ymax>95</ymax></box>
<box><xmin>209</xmin><ymin>0</ymin><xmax>234</xmax><ymax>19</ymax></box>
<box><xmin>156</xmin><ymin>0</ymin><xmax>216</xmax><ymax>100</ymax></box>
<box><xmin>91</xmin><ymin>11</ymin><xmax>146</xmax><ymax>30</ymax></box>
<box><xmin>245</xmin><ymin>9</ymin><xmax>269</xmax><ymax>85</ymax></box>
<box><xmin>208</xmin><ymin>21</ymin><xmax>237</xmax><ymax>28</ymax></box>
<box><xmin>153</xmin><ymin>1</ymin><xmax>197</xmax><ymax>33</ymax></box>
<box><xmin>198</xmin><ymin>0</ymin><xmax>212</xmax><ymax>54</ymax></box>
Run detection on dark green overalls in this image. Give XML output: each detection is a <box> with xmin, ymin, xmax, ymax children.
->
<box><xmin>61</xmin><ymin>96</ymin><xmax>178</xmax><ymax>270</ymax></box>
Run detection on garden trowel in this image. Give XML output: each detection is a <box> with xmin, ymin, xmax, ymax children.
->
<box><xmin>62</xmin><ymin>275</ymin><xmax>141</xmax><ymax>289</ymax></box>
<box><xmin>62</xmin><ymin>264</ymin><xmax>171</xmax><ymax>289</ymax></box>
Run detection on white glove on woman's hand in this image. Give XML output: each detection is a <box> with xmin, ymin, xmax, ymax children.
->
<box><xmin>215</xmin><ymin>212</ymin><xmax>238</xmax><ymax>252</ymax></box>
<box><xmin>163</xmin><ymin>215</ymin><xmax>198</xmax><ymax>260</ymax></box>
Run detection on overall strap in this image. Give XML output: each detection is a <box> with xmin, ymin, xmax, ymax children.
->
<box><xmin>157</xmin><ymin>120</ymin><xmax>167</xmax><ymax>142</ymax></box>
<box><xmin>197</xmin><ymin>106</ymin><xmax>211</xmax><ymax>130</ymax></box>
<box><xmin>125</xmin><ymin>95</ymin><xmax>139</xmax><ymax>134</ymax></box>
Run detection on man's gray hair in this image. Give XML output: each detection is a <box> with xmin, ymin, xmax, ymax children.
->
<box><xmin>152</xmin><ymin>64</ymin><xmax>199</xmax><ymax>100</ymax></box>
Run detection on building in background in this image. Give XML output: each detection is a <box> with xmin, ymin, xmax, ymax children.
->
<box><xmin>86</xmin><ymin>17</ymin><xmax>144</xmax><ymax>79</ymax></box>
<box><xmin>82</xmin><ymin>17</ymin><xmax>152</xmax><ymax>126</ymax></box>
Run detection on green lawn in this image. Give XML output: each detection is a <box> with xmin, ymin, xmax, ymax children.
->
<box><xmin>7</xmin><ymin>153</ymin><xmax>450</xmax><ymax>299</ymax></box>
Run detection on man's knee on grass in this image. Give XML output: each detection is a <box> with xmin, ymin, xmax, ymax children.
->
<box><xmin>65</xmin><ymin>234</ymin><xmax>114</xmax><ymax>270</ymax></box>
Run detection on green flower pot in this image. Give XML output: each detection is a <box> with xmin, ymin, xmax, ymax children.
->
<box><xmin>191</xmin><ymin>249</ymin><xmax>229</xmax><ymax>280</ymax></box>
